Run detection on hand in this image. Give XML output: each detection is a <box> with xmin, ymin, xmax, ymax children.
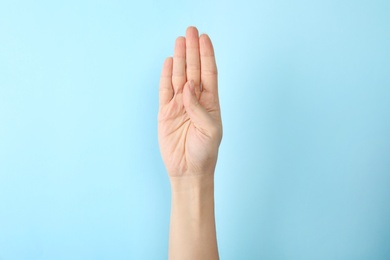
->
<box><xmin>158</xmin><ymin>26</ymin><xmax>222</xmax><ymax>177</ymax></box>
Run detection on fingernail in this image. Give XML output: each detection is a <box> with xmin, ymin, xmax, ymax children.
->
<box><xmin>189</xmin><ymin>80</ymin><xmax>195</xmax><ymax>94</ymax></box>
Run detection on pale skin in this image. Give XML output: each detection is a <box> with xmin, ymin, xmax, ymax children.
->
<box><xmin>158</xmin><ymin>26</ymin><xmax>222</xmax><ymax>260</ymax></box>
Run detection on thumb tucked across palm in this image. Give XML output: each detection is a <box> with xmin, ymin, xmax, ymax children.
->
<box><xmin>183</xmin><ymin>80</ymin><xmax>215</xmax><ymax>136</ymax></box>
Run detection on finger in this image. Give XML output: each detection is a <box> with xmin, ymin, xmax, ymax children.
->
<box><xmin>199</xmin><ymin>34</ymin><xmax>218</xmax><ymax>96</ymax></box>
<box><xmin>183</xmin><ymin>80</ymin><xmax>215</xmax><ymax>135</ymax></box>
<box><xmin>186</xmin><ymin>27</ymin><xmax>201</xmax><ymax>91</ymax></box>
<box><xmin>172</xmin><ymin>36</ymin><xmax>186</xmax><ymax>94</ymax></box>
<box><xmin>159</xmin><ymin>57</ymin><xmax>173</xmax><ymax>108</ymax></box>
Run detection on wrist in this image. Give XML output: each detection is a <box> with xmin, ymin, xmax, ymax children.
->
<box><xmin>169</xmin><ymin>173</ymin><xmax>215</xmax><ymax>194</ymax></box>
<box><xmin>170</xmin><ymin>174</ymin><xmax>215</xmax><ymax>219</ymax></box>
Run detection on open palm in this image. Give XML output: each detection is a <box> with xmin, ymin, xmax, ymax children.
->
<box><xmin>158</xmin><ymin>27</ymin><xmax>222</xmax><ymax>177</ymax></box>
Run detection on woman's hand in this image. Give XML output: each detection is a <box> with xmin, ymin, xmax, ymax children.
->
<box><xmin>158</xmin><ymin>26</ymin><xmax>222</xmax><ymax>177</ymax></box>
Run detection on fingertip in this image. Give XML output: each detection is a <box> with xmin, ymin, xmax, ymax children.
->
<box><xmin>199</xmin><ymin>33</ymin><xmax>209</xmax><ymax>41</ymax></box>
<box><xmin>199</xmin><ymin>34</ymin><xmax>214</xmax><ymax>55</ymax></box>
<box><xmin>165</xmin><ymin>56</ymin><xmax>173</xmax><ymax>65</ymax></box>
<box><xmin>183</xmin><ymin>81</ymin><xmax>198</xmax><ymax>114</ymax></box>
<box><xmin>186</xmin><ymin>26</ymin><xmax>199</xmax><ymax>35</ymax></box>
<box><xmin>174</xmin><ymin>37</ymin><xmax>186</xmax><ymax>57</ymax></box>
<box><xmin>161</xmin><ymin>57</ymin><xmax>173</xmax><ymax>76</ymax></box>
<box><xmin>189</xmin><ymin>80</ymin><xmax>195</xmax><ymax>95</ymax></box>
<box><xmin>175</xmin><ymin>36</ymin><xmax>186</xmax><ymax>49</ymax></box>
<box><xmin>175</xmin><ymin>36</ymin><xmax>186</xmax><ymax>44</ymax></box>
<box><xmin>182</xmin><ymin>81</ymin><xmax>191</xmax><ymax>105</ymax></box>
<box><xmin>183</xmin><ymin>81</ymin><xmax>195</xmax><ymax>99</ymax></box>
<box><xmin>186</xmin><ymin>27</ymin><xmax>199</xmax><ymax>47</ymax></box>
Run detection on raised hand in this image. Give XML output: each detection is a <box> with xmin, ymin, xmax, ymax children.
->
<box><xmin>158</xmin><ymin>26</ymin><xmax>222</xmax><ymax>177</ymax></box>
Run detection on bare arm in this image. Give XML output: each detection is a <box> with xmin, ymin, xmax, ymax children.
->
<box><xmin>169</xmin><ymin>175</ymin><xmax>218</xmax><ymax>259</ymax></box>
<box><xmin>158</xmin><ymin>26</ymin><xmax>222</xmax><ymax>260</ymax></box>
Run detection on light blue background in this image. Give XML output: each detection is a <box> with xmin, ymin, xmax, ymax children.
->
<box><xmin>1</xmin><ymin>0</ymin><xmax>389</xmax><ymax>259</ymax></box>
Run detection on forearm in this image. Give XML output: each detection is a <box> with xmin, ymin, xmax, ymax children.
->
<box><xmin>169</xmin><ymin>174</ymin><xmax>219</xmax><ymax>260</ymax></box>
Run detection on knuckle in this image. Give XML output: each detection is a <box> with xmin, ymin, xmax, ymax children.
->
<box><xmin>202</xmin><ymin>68</ymin><xmax>218</xmax><ymax>76</ymax></box>
<box><xmin>186</xmin><ymin>62</ymin><xmax>201</xmax><ymax>71</ymax></box>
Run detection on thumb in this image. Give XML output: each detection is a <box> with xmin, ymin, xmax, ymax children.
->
<box><xmin>183</xmin><ymin>80</ymin><xmax>214</xmax><ymax>133</ymax></box>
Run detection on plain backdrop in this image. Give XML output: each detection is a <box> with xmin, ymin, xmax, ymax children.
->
<box><xmin>1</xmin><ymin>0</ymin><xmax>389</xmax><ymax>259</ymax></box>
